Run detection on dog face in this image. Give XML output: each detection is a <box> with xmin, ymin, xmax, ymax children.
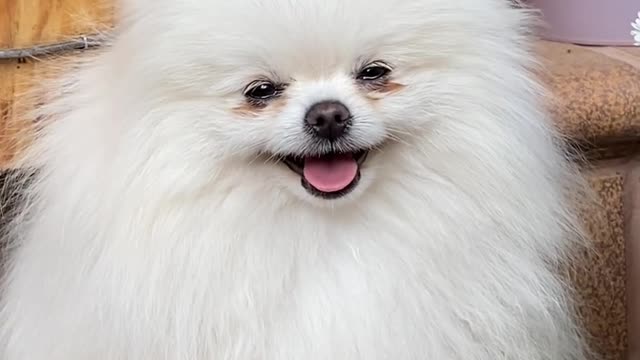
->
<box><xmin>116</xmin><ymin>0</ymin><xmax>529</xmax><ymax>206</ymax></box>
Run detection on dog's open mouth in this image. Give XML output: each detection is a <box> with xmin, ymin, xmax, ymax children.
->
<box><xmin>282</xmin><ymin>150</ymin><xmax>369</xmax><ymax>199</ymax></box>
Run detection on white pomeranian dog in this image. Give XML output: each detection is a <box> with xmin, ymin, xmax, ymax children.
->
<box><xmin>0</xmin><ymin>0</ymin><xmax>589</xmax><ymax>358</ymax></box>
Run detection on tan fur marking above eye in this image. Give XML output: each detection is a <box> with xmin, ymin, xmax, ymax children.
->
<box><xmin>365</xmin><ymin>82</ymin><xmax>406</xmax><ymax>101</ymax></box>
<box><xmin>232</xmin><ymin>96</ymin><xmax>289</xmax><ymax>118</ymax></box>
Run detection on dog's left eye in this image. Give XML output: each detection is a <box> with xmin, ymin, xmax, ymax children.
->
<box><xmin>244</xmin><ymin>81</ymin><xmax>279</xmax><ymax>100</ymax></box>
<box><xmin>357</xmin><ymin>63</ymin><xmax>391</xmax><ymax>81</ymax></box>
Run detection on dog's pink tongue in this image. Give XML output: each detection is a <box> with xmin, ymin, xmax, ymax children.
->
<box><xmin>303</xmin><ymin>154</ymin><xmax>358</xmax><ymax>192</ymax></box>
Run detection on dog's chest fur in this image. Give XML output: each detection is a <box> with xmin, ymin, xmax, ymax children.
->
<box><xmin>7</xmin><ymin>185</ymin><xmax>575</xmax><ymax>360</ymax></box>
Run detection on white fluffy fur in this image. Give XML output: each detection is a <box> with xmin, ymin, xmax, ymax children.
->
<box><xmin>0</xmin><ymin>0</ymin><xmax>588</xmax><ymax>358</ymax></box>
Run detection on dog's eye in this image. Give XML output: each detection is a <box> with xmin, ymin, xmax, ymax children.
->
<box><xmin>245</xmin><ymin>81</ymin><xmax>279</xmax><ymax>100</ymax></box>
<box><xmin>357</xmin><ymin>63</ymin><xmax>391</xmax><ymax>81</ymax></box>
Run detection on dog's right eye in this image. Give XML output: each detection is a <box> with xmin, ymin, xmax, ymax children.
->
<box><xmin>357</xmin><ymin>62</ymin><xmax>392</xmax><ymax>81</ymax></box>
<box><xmin>244</xmin><ymin>81</ymin><xmax>279</xmax><ymax>100</ymax></box>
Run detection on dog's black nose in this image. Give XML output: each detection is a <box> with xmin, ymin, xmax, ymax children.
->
<box><xmin>304</xmin><ymin>101</ymin><xmax>351</xmax><ymax>140</ymax></box>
